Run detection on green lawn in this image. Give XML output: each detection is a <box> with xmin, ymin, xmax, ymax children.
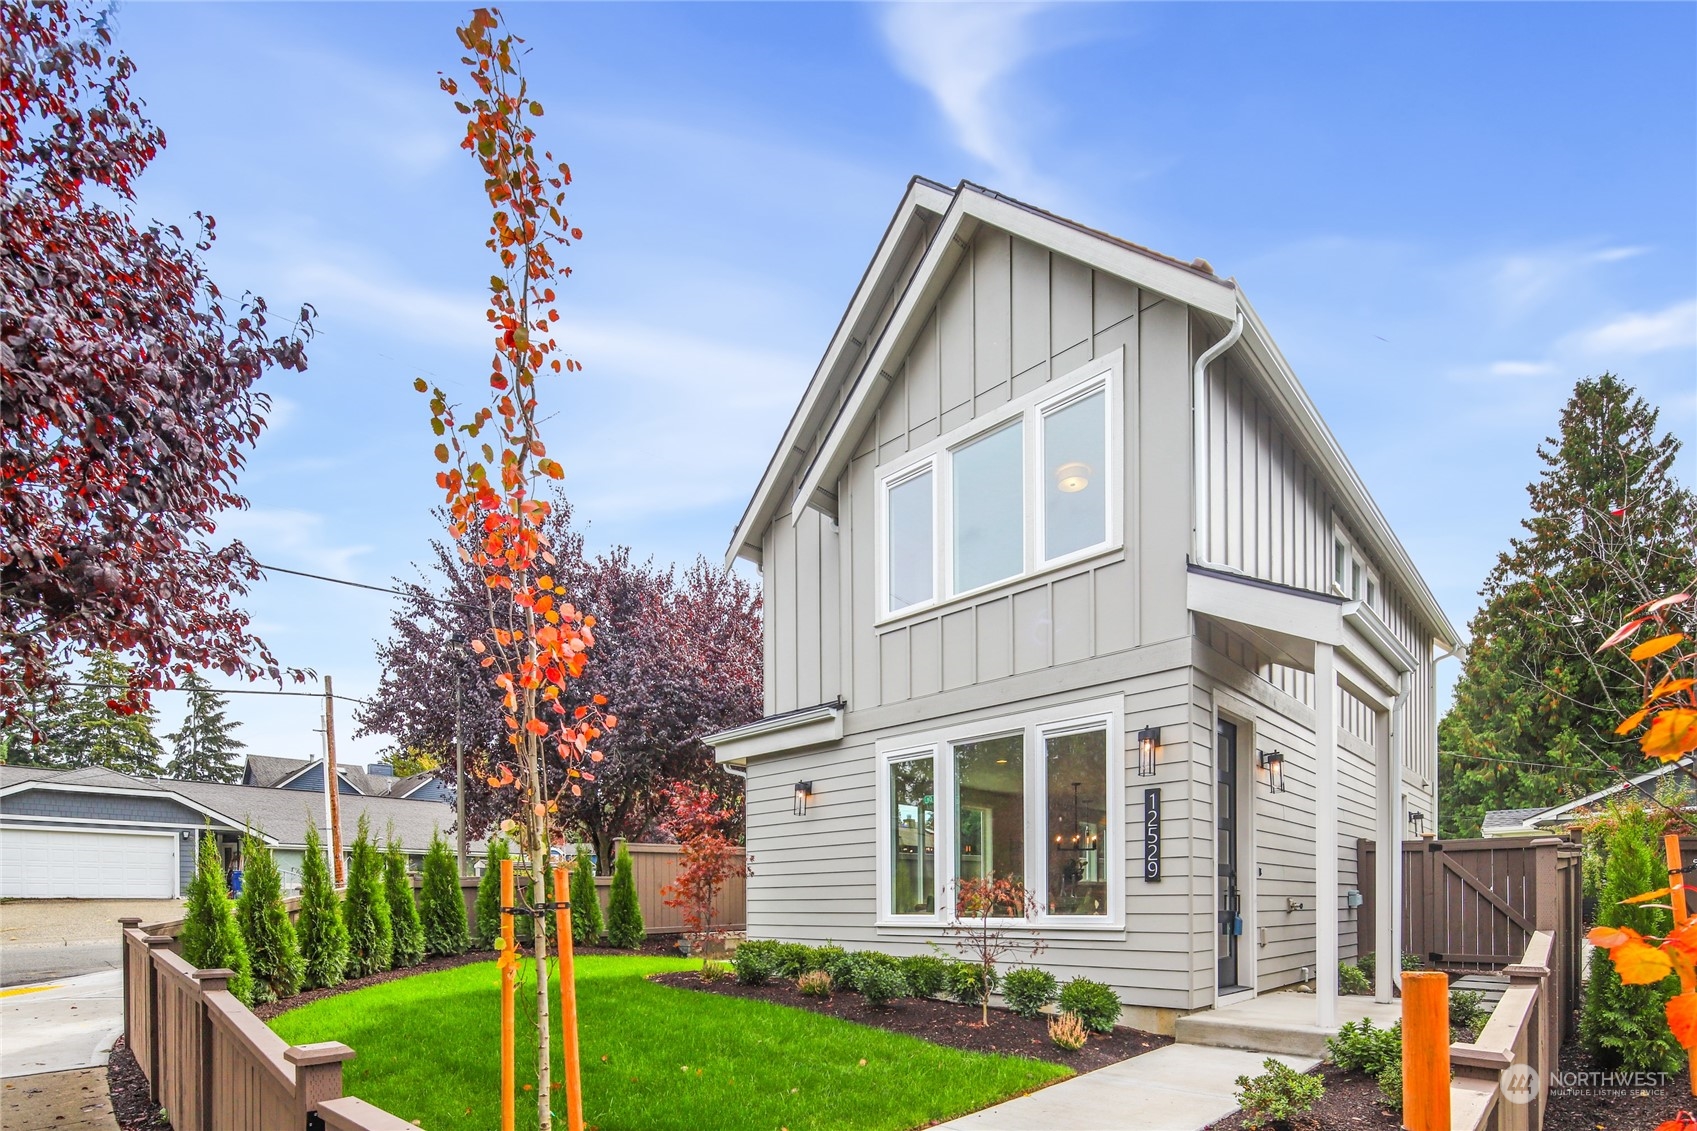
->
<box><xmin>268</xmin><ymin>956</ymin><xmax>1068</xmax><ymax>1131</ymax></box>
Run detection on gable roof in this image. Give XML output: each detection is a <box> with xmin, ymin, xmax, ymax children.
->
<box><xmin>728</xmin><ymin>178</ymin><xmax>1459</xmax><ymax>650</ymax></box>
<box><xmin>1502</xmin><ymin>756</ymin><xmax>1697</xmax><ymax>834</ymax></box>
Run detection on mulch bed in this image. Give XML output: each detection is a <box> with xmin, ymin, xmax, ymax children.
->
<box><xmin>1543</xmin><ymin>1045</ymin><xmax>1693</xmax><ymax>1131</ymax></box>
<box><xmin>1204</xmin><ymin>1064</ymin><xmax>1399</xmax><ymax>1130</ymax></box>
<box><xmin>107</xmin><ymin>1037</ymin><xmax>171</xmax><ymax>1131</ymax></box>
<box><xmin>649</xmin><ymin>971</ymin><xmax>1170</xmax><ymax>1071</ymax></box>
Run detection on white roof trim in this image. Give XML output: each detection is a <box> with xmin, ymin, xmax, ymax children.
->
<box><xmin>704</xmin><ymin>701</ymin><xmax>846</xmax><ymax>765</ymax></box>
<box><xmin>0</xmin><ymin>779</ymin><xmax>280</xmax><ymax>844</ymax></box>
<box><xmin>1530</xmin><ymin>756</ymin><xmax>1697</xmax><ymax>826</ymax></box>
<box><xmin>724</xmin><ymin>178</ymin><xmax>956</xmax><ymax>567</ymax></box>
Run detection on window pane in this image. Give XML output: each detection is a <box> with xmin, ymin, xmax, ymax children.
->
<box><xmin>952</xmin><ymin>422</ymin><xmax>1024</xmax><ymax>593</ymax></box>
<box><xmin>887</xmin><ymin>470</ymin><xmax>933</xmax><ymax>611</ymax></box>
<box><xmin>1043</xmin><ymin>390</ymin><xmax>1107</xmax><ymax>559</ymax></box>
<box><xmin>890</xmin><ymin>757</ymin><xmax>936</xmax><ymax>915</ymax></box>
<box><xmin>1046</xmin><ymin>728</ymin><xmax>1108</xmax><ymax>916</ymax></box>
<box><xmin>955</xmin><ymin>733</ymin><xmax>1025</xmax><ymax>911</ymax></box>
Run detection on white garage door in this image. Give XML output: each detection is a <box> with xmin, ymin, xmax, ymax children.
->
<box><xmin>0</xmin><ymin>827</ymin><xmax>177</xmax><ymax>899</ymax></box>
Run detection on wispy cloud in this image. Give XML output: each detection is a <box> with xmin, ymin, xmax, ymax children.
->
<box><xmin>1486</xmin><ymin>360</ymin><xmax>1557</xmax><ymax>378</ymax></box>
<box><xmin>1574</xmin><ymin>298</ymin><xmax>1697</xmax><ymax>357</ymax></box>
<box><xmin>1490</xmin><ymin>243</ymin><xmax>1652</xmax><ymax>317</ymax></box>
<box><xmin>877</xmin><ymin>3</ymin><xmax>1049</xmax><ymax>193</ymax></box>
<box><xmin>216</xmin><ymin>507</ymin><xmax>374</xmax><ymax>579</ymax></box>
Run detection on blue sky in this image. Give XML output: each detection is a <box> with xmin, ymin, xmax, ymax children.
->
<box><xmin>110</xmin><ymin>2</ymin><xmax>1696</xmax><ymax>764</ymax></box>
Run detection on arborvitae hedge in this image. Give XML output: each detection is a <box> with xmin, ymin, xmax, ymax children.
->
<box><xmin>234</xmin><ymin>832</ymin><xmax>302</xmax><ymax>1003</ymax></box>
<box><xmin>342</xmin><ymin>815</ymin><xmax>393</xmax><ymax>977</ymax></box>
<box><xmin>384</xmin><ymin>836</ymin><xmax>424</xmax><ymax>968</ymax></box>
<box><xmin>605</xmin><ymin>841</ymin><xmax>644</xmax><ymax>949</ymax></box>
<box><xmin>476</xmin><ymin>837</ymin><xmax>510</xmax><ymax>947</ymax></box>
<box><xmin>569</xmin><ymin>844</ymin><xmax>602</xmax><ymax>946</ymax></box>
<box><xmin>296</xmin><ymin>824</ymin><xmax>348</xmax><ymax>989</ymax></box>
<box><xmin>419</xmin><ymin>830</ymin><xmax>469</xmax><ymax>956</ymax></box>
<box><xmin>180</xmin><ymin>830</ymin><xmax>253</xmax><ymax>1005</ymax></box>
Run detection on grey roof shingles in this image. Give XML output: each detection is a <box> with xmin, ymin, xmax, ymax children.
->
<box><xmin>1480</xmin><ymin>807</ymin><xmax>1550</xmax><ymax>832</ymax></box>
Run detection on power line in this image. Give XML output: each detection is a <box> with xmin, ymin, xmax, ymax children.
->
<box><xmin>57</xmin><ymin>681</ymin><xmax>368</xmax><ymax>706</ymax></box>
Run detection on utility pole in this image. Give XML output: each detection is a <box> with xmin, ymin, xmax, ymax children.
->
<box><xmin>455</xmin><ymin>662</ymin><xmax>467</xmax><ymax>877</ymax></box>
<box><xmin>324</xmin><ymin>675</ymin><xmax>344</xmax><ymax>886</ymax></box>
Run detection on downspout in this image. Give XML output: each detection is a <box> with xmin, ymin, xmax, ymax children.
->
<box><xmin>1192</xmin><ymin>309</ymin><xmax>1246</xmax><ymax>568</ymax></box>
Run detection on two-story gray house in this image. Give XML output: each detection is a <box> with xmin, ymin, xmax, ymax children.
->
<box><xmin>704</xmin><ymin>179</ymin><xmax>1459</xmax><ymax>1035</ymax></box>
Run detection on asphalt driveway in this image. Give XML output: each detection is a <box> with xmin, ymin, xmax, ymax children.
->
<box><xmin>0</xmin><ymin>899</ymin><xmax>183</xmax><ymax>988</ymax></box>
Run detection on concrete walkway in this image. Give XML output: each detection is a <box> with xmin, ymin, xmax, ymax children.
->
<box><xmin>934</xmin><ymin>1044</ymin><xmax>1317</xmax><ymax>1130</ymax></box>
<box><xmin>0</xmin><ymin>970</ymin><xmax>123</xmax><ymax>1078</ymax></box>
<box><xmin>0</xmin><ymin>1067</ymin><xmax>119</xmax><ymax>1130</ymax></box>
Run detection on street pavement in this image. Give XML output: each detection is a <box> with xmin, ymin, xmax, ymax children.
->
<box><xmin>1</xmin><ymin>899</ymin><xmax>182</xmax><ymax>988</ymax></box>
<box><xmin>0</xmin><ymin>970</ymin><xmax>125</xmax><ymax>1078</ymax></box>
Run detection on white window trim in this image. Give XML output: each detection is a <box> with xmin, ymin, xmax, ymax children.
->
<box><xmin>873</xmin><ymin>695</ymin><xmax>1126</xmax><ymax>931</ymax></box>
<box><xmin>874</xmin><ymin>350</ymin><xmax>1124</xmax><ymax>624</ymax></box>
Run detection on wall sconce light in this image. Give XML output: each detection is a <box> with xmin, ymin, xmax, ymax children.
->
<box><xmin>1256</xmin><ymin>749</ymin><xmax>1286</xmax><ymax>793</ymax></box>
<box><xmin>1408</xmin><ymin>809</ymin><xmax>1427</xmax><ymax>836</ymax></box>
<box><xmin>794</xmin><ymin>781</ymin><xmax>813</xmax><ymax>817</ymax></box>
<box><xmin>1054</xmin><ymin>461</ymin><xmax>1092</xmax><ymax>494</ymax></box>
<box><xmin>1136</xmin><ymin>726</ymin><xmax>1160</xmax><ymax>778</ymax></box>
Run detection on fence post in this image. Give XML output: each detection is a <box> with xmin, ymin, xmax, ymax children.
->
<box><xmin>1403</xmin><ymin>970</ymin><xmax>1451</xmax><ymax>1131</ymax></box>
<box><xmin>190</xmin><ymin>968</ymin><xmax>233</xmax><ymax>1131</ymax></box>
<box><xmin>118</xmin><ymin>918</ymin><xmax>140</xmax><ymax>1042</ymax></box>
<box><xmin>1530</xmin><ymin>837</ymin><xmax>1562</xmax><ymax>932</ymax></box>
<box><xmin>286</xmin><ymin>1041</ymin><xmax>356</xmax><ymax>1127</ymax></box>
<box><xmin>1504</xmin><ymin>942</ymin><xmax>1552</xmax><ymax>1127</ymax></box>
<box><xmin>143</xmin><ymin>935</ymin><xmax>172</xmax><ymax>1101</ymax></box>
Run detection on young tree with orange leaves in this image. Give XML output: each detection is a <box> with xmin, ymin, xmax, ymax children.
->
<box><xmin>420</xmin><ymin>10</ymin><xmax>609</xmax><ymax>1128</ymax></box>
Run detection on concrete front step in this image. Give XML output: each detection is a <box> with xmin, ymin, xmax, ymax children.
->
<box><xmin>1174</xmin><ymin>992</ymin><xmax>1402</xmax><ymax>1058</ymax></box>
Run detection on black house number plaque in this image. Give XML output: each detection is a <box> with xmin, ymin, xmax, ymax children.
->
<box><xmin>1143</xmin><ymin>788</ymin><xmax>1161</xmax><ymax>882</ymax></box>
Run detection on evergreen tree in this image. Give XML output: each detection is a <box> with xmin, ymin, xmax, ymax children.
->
<box><xmin>419</xmin><ymin>830</ymin><xmax>469</xmax><ymax>956</ymax></box>
<box><xmin>65</xmin><ymin>651</ymin><xmax>163</xmax><ymax>774</ymax></box>
<box><xmin>1440</xmin><ymin>374</ymin><xmax>1697</xmax><ymax>836</ymax></box>
<box><xmin>475</xmin><ymin>836</ymin><xmax>510</xmax><ymax>947</ymax></box>
<box><xmin>179</xmin><ymin>831</ymin><xmax>253</xmax><ymax>1005</ymax></box>
<box><xmin>297</xmin><ymin>823</ymin><xmax>349</xmax><ymax>990</ymax></box>
<box><xmin>166</xmin><ymin>671</ymin><xmax>245</xmax><ymax>782</ymax></box>
<box><xmin>384</xmin><ymin>836</ymin><xmax>425</xmax><ymax>968</ymax></box>
<box><xmin>568</xmin><ymin>843</ymin><xmax>602</xmax><ymax>946</ymax></box>
<box><xmin>0</xmin><ymin>656</ymin><xmax>79</xmax><ymax>766</ymax></box>
<box><xmin>1580</xmin><ymin>803</ymin><xmax>1682</xmax><ymax>1072</ymax></box>
<box><xmin>605</xmin><ymin>840</ymin><xmax>644</xmax><ymax>949</ymax></box>
<box><xmin>341</xmin><ymin>815</ymin><xmax>393</xmax><ymax>977</ymax></box>
<box><xmin>234</xmin><ymin>832</ymin><xmax>302</xmax><ymax>1004</ymax></box>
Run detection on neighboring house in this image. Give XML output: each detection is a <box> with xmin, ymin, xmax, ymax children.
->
<box><xmin>1482</xmin><ymin>755</ymin><xmax>1697</xmax><ymax>837</ymax></box>
<box><xmin>242</xmin><ymin>754</ymin><xmax>453</xmax><ymax>803</ymax></box>
<box><xmin>0</xmin><ymin>764</ymin><xmax>484</xmax><ymax>899</ymax></box>
<box><xmin>705</xmin><ymin>179</ymin><xmax>1460</xmax><ymax>1033</ymax></box>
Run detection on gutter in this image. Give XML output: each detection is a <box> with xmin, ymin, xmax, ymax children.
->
<box><xmin>1192</xmin><ymin>309</ymin><xmax>1245</xmax><ymax>568</ymax></box>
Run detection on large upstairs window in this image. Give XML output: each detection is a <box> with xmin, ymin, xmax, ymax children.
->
<box><xmin>878</xmin><ymin>354</ymin><xmax>1119</xmax><ymax>619</ymax></box>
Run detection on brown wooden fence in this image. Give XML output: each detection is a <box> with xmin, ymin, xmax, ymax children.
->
<box><xmin>1358</xmin><ymin>835</ymin><xmax>1582</xmax><ymax>1038</ymax></box>
<box><xmin>119</xmin><ymin>918</ymin><xmax>405</xmax><ymax>1131</ymax></box>
<box><xmin>1450</xmin><ymin>930</ymin><xmax>1561</xmax><ymax>1131</ymax></box>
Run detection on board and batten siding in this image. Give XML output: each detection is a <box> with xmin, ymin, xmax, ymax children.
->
<box><xmin>743</xmin><ymin>664</ymin><xmax>1212</xmax><ymax>1013</ymax></box>
<box><xmin>760</xmin><ymin>229</ymin><xmax>1196</xmax><ymax>721</ymax></box>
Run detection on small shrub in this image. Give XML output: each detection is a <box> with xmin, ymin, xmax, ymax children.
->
<box><xmin>383</xmin><ymin>838</ymin><xmax>424</xmax><ymax>968</ymax></box>
<box><xmin>945</xmin><ymin>959</ymin><xmax>997</xmax><ymax>1006</ymax></box>
<box><xmin>1058</xmin><ymin>976</ymin><xmax>1120</xmax><ymax>1033</ymax></box>
<box><xmin>732</xmin><ymin>940</ymin><xmax>782</xmax><ymax>986</ymax></box>
<box><xmin>812</xmin><ymin>944</ymin><xmax>848</xmax><ymax>980</ymax></box>
<box><xmin>1048</xmin><ymin>1011</ymin><xmax>1088</xmax><ymax>1052</ymax></box>
<box><xmin>1234</xmin><ymin>1057</ymin><xmax>1324</xmax><ymax>1131</ymax></box>
<box><xmin>1450</xmin><ymin>988</ymin><xmax>1487</xmax><ymax>1032</ymax></box>
<box><xmin>1326</xmin><ymin>1018</ymin><xmax>1402</xmax><ymax>1077</ymax></box>
<box><xmin>1339</xmin><ymin>961</ymin><xmax>1371</xmax><ymax>996</ymax></box>
<box><xmin>900</xmin><ymin>955</ymin><xmax>948</xmax><ymax>998</ymax></box>
<box><xmin>823</xmin><ymin>948</ymin><xmax>864</xmax><ymax>991</ymax></box>
<box><xmin>568</xmin><ymin>845</ymin><xmax>602</xmax><ymax>946</ymax></box>
<box><xmin>605</xmin><ymin>842</ymin><xmax>645</xmax><ymax>949</ymax></box>
<box><xmin>1375</xmin><ymin>1060</ymin><xmax>1403</xmax><ymax>1111</ymax></box>
<box><xmin>772</xmin><ymin>942</ymin><xmax>813</xmax><ymax>979</ymax></box>
<box><xmin>699</xmin><ymin>959</ymin><xmax>732</xmax><ymax>982</ymax></box>
<box><xmin>475</xmin><ymin>837</ymin><xmax>510</xmax><ymax>947</ymax></box>
<box><xmin>1357</xmin><ymin>951</ymin><xmax>1376</xmax><ymax>986</ymax></box>
<box><xmin>181</xmin><ymin>831</ymin><xmax>253</xmax><ymax>1006</ymax></box>
<box><xmin>797</xmin><ymin>970</ymin><xmax>832</xmax><ymax>997</ymax></box>
<box><xmin>857</xmin><ymin>962</ymin><xmax>907</xmax><ymax>1008</ymax></box>
<box><xmin>297</xmin><ymin>824</ymin><xmax>348</xmax><ymax>990</ymax></box>
<box><xmin>1401</xmin><ymin>952</ymin><xmax>1425</xmax><ymax>971</ymax></box>
<box><xmin>1002</xmin><ymin>967</ymin><xmax>1059</xmax><ymax>1018</ymax></box>
<box><xmin>418</xmin><ymin>831</ymin><xmax>469</xmax><ymax>957</ymax></box>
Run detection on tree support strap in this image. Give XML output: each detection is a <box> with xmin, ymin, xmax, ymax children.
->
<box><xmin>501</xmin><ymin>901</ymin><xmax>572</xmax><ymax>915</ymax></box>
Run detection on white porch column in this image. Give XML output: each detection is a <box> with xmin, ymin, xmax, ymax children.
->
<box><xmin>1375</xmin><ymin>674</ymin><xmax>1408</xmax><ymax>1003</ymax></box>
<box><xmin>1314</xmin><ymin>642</ymin><xmax>1340</xmax><ymax>1029</ymax></box>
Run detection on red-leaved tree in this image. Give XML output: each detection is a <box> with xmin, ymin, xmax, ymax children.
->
<box><xmin>1</xmin><ymin>0</ymin><xmax>315</xmax><ymax>720</ymax></box>
<box><xmin>659</xmin><ymin>781</ymin><xmax>750</xmax><ymax>969</ymax></box>
<box><xmin>946</xmin><ymin>876</ymin><xmax>1044</xmax><ymax>1026</ymax></box>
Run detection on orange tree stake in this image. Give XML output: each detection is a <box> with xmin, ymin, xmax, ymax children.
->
<box><xmin>1668</xmin><ymin>834</ymin><xmax>1697</xmax><ymax>1096</ymax></box>
<box><xmin>1402</xmin><ymin>970</ymin><xmax>1451</xmax><ymax>1131</ymax></box>
<box><xmin>553</xmin><ymin>864</ymin><xmax>584</xmax><ymax>1131</ymax></box>
<box><xmin>501</xmin><ymin>857</ymin><xmax>516</xmax><ymax>1131</ymax></box>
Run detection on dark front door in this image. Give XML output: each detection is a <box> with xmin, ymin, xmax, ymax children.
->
<box><xmin>1217</xmin><ymin>718</ymin><xmax>1242</xmax><ymax>991</ymax></box>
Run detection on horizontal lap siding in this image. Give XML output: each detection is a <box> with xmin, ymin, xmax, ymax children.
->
<box><xmin>745</xmin><ymin>664</ymin><xmax>1206</xmax><ymax>1011</ymax></box>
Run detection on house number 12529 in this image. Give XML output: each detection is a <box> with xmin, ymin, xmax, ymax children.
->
<box><xmin>1143</xmin><ymin>788</ymin><xmax>1161</xmax><ymax>882</ymax></box>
